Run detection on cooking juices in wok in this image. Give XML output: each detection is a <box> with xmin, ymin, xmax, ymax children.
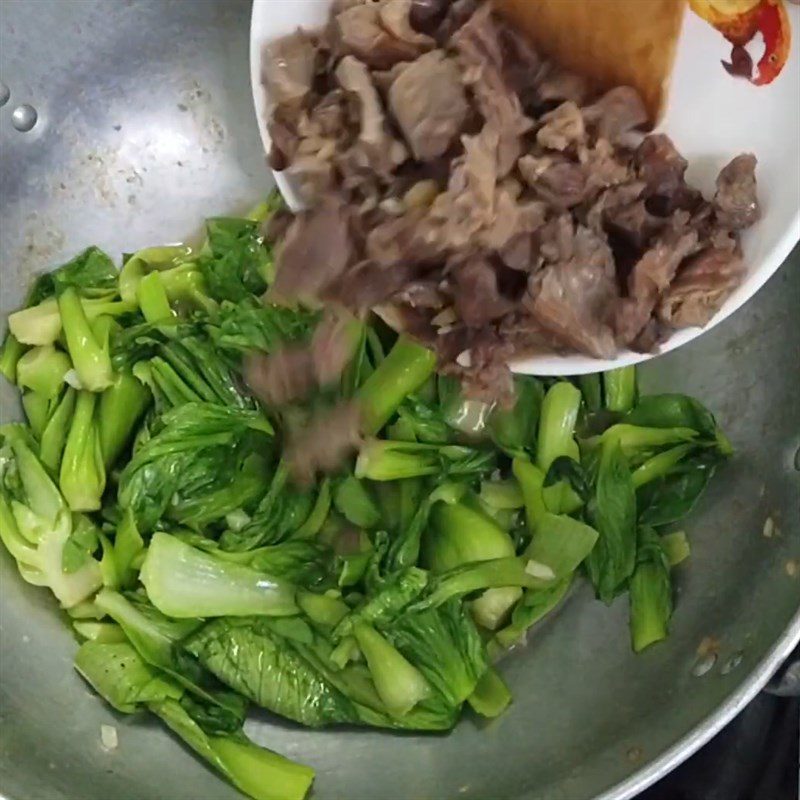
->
<box><xmin>262</xmin><ymin>0</ymin><xmax>760</xmax><ymax>404</ymax></box>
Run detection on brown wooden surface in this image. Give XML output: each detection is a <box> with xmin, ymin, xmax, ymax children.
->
<box><xmin>494</xmin><ymin>0</ymin><xmax>687</xmax><ymax>122</ymax></box>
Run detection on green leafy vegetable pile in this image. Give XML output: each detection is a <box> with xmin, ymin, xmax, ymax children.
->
<box><xmin>0</xmin><ymin>196</ymin><xmax>731</xmax><ymax>800</ymax></box>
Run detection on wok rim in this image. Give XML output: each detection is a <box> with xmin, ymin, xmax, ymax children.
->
<box><xmin>597</xmin><ymin>605</ymin><xmax>800</xmax><ymax>800</ymax></box>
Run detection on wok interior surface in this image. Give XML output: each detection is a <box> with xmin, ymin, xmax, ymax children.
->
<box><xmin>1</xmin><ymin>2</ymin><xmax>798</xmax><ymax>799</ymax></box>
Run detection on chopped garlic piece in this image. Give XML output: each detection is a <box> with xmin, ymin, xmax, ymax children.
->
<box><xmin>100</xmin><ymin>724</ymin><xmax>118</xmax><ymax>751</ymax></box>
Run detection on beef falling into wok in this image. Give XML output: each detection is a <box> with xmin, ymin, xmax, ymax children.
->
<box><xmin>261</xmin><ymin>0</ymin><xmax>760</xmax><ymax>405</ymax></box>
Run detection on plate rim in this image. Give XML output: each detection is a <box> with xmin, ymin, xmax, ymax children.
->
<box><xmin>248</xmin><ymin>0</ymin><xmax>800</xmax><ymax>378</ymax></box>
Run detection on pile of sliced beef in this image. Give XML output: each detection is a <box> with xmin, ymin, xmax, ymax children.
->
<box><xmin>262</xmin><ymin>0</ymin><xmax>759</xmax><ymax>404</ymax></box>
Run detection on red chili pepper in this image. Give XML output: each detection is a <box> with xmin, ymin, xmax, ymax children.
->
<box><xmin>692</xmin><ymin>0</ymin><xmax>792</xmax><ymax>85</ymax></box>
<box><xmin>750</xmin><ymin>0</ymin><xmax>791</xmax><ymax>84</ymax></box>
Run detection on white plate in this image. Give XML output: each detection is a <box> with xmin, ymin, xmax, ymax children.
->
<box><xmin>250</xmin><ymin>1</ymin><xmax>800</xmax><ymax>375</ymax></box>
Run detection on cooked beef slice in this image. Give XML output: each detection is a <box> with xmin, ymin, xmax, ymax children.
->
<box><xmin>333</xmin><ymin>2</ymin><xmax>432</xmax><ymax>68</ymax></box>
<box><xmin>261</xmin><ymin>0</ymin><xmax>757</xmax><ymax>389</ymax></box>
<box><xmin>713</xmin><ymin>153</ymin><xmax>760</xmax><ymax>230</ymax></box>
<box><xmin>658</xmin><ymin>247</ymin><xmax>745</xmax><ymax>328</ymax></box>
<box><xmin>388</xmin><ymin>50</ymin><xmax>469</xmax><ymax>161</ymax></box>
<box><xmin>273</xmin><ymin>195</ymin><xmax>356</xmax><ymax>300</ymax></box>
<box><xmin>581</xmin><ymin>86</ymin><xmax>648</xmax><ymax>144</ymax></box>
<box><xmin>525</xmin><ymin>225</ymin><xmax>619</xmax><ymax>358</ymax></box>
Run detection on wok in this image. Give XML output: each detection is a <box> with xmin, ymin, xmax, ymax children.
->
<box><xmin>1</xmin><ymin>2</ymin><xmax>798</xmax><ymax>799</ymax></box>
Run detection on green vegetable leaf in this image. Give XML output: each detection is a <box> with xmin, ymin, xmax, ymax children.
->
<box><xmin>58</xmin><ymin>289</ymin><xmax>115</xmax><ymax>391</ymax></box>
<box><xmin>117</xmin><ymin>327</ymin><xmax>254</xmax><ymax>412</ymax></box>
<box><xmin>625</xmin><ymin>394</ymin><xmax>717</xmax><ymax>438</ymax></box>
<box><xmin>384</xmin><ymin>488</ymin><xmax>432</xmax><ymax>573</ymax></box>
<box><xmin>0</xmin><ymin>333</ymin><xmax>26</xmax><ymax>384</ymax></box>
<box><xmin>297</xmin><ymin>590</ymin><xmax>349</xmax><ymax>628</ymax></box>
<box><xmin>219</xmin><ymin>463</ymin><xmax>316</xmax><ymax>551</ymax></box>
<box><xmin>93</xmin><ymin>588</ymin><xmax>239</xmax><ymax>712</ymax></box>
<box><xmin>75</xmin><ymin>640</ymin><xmax>182</xmax><ymax>713</ymax></box>
<box><xmin>543</xmin><ymin>456</ymin><xmax>591</xmax><ymax>504</ymax></box>
<box><xmin>10</xmin><ymin>295</ymin><xmax>135</xmax><ymax>349</ymax></box>
<box><xmin>113</xmin><ymin>509</ymin><xmax>144</xmax><ymax>588</ymax></box>
<box><xmin>384</xmin><ymin>600</ymin><xmax>487</xmax><ymax>709</ymax></box>
<box><xmin>73</xmin><ymin>621</ymin><xmax>128</xmax><ymax>643</ymax></box>
<box><xmin>118</xmin><ymin>402</ymin><xmax>273</xmax><ymax>532</ymax></box>
<box><xmin>479</xmin><ymin>479</ymin><xmax>524</xmax><ymax>511</ymax></box>
<box><xmin>586</xmin><ymin>440</ymin><xmax>637</xmax><ymax>603</ymax></box>
<box><xmin>596</xmin><ymin>424</ymin><xmax>698</xmax><ymax>464</ymax></box>
<box><xmin>630</xmin><ymin>444</ymin><xmax>697</xmax><ymax>489</ymax></box>
<box><xmin>76</xmin><ymin>638</ymin><xmax>314</xmax><ymax>800</ymax></box>
<box><xmin>199</xmin><ymin>218</ymin><xmax>272</xmax><ymax>303</ymax></box>
<box><xmin>49</xmin><ymin>247</ymin><xmax>119</xmax><ymax>299</ymax></box>
<box><xmin>218</xmin><ymin>540</ymin><xmax>334</xmax><ymax>588</ymax></box>
<box><xmin>513</xmin><ymin>457</ymin><xmax>547</xmax><ymax>534</ymax></box>
<box><xmin>153</xmin><ymin>699</ymin><xmax>315</xmax><ymax>800</ymax></box>
<box><xmin>185</xmin><ymin>617</ymin><xmax>361</xmax><ymax>727</ymax></box>
<box><xmin>637</xmin><ymin>451</ymin><xmax>722</xmax><ymax>527</ymax></box>
<box><xmin>540</xmin><ymin>455</ymin><xmax>587</xmax><ymax>516</ymax></box>
<box><xmin>178</xmin><ymin>692</ymin><xmax>248</xmax><ymax>736</ymax></box>
<box><xmin>394</xmin><ymin>397</ymin><xmax>452</xmax><ymax>444</ymax></box>
<box><xmin>334</xmin><ymin>567</ymin><xmax>429</xmax><ymax>638</ymax></box>
<box><xmin>208</xmin><ymin>299</ymin><xmax>319</xmax><ymax>355</ymax></box>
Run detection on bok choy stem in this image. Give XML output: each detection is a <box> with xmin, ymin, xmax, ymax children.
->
<box><xmin>604</xmin><ymin>366</ymin><xmax>637</xmax><ymax>413</ymax></box>
<box><xmin>536</xmin><ymin>382</ymin><xmax>581</xmax><ymax>471</ymax></box>
<box><xmin>357</xmin><ymin>336</ymin><xmax>436</xmax><ymax>435</ymax></box>
<box><xmin>15</xmin><ymin>345</ymin><xmax>71</xmax><ymax>398</ymax></box>
<box><xmin>0</xmin><ymin>333</ymin><xmax>26</xmax><ymax>383</ymax></box>
<box><xmin>140</xmin><ymin>533</ymin><xmax>298</xmax><ymax>619</ymax></box>
<box><xmin>58</xmin><ymin>288</ymin><xmax>114</xmax><ymax>391</ymax></box>
<box><xmin>59</xmin><ymin>390</ymin><xmax>106</xmax><ymax>511</ymax></box>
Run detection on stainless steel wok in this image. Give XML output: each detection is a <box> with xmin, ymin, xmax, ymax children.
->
<box><xmin>1</xmin><ymin>2</ymin><xmax>798</xmax><ymax>799</ymax></box>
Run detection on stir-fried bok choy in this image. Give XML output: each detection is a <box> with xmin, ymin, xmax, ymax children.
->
<box><xmin>0</xmin><ymin>194</ymin><xmax>732</xmax><ymax>800</ymax></box>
